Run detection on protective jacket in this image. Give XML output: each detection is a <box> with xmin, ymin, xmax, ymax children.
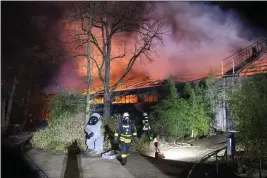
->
<box><xmin>114</xmin><ymin>121</ymin><xmax>137</xmax><ymax>143</ymax></box>
<box><xmin>142</xmin><ymin>119</ymin><xmax>151</xmax><ymax>131</ymax></box>
<box><xmin>84</xmin><ymin>113</ymin><xmax>103</xmax><ymax>155</ymax></box>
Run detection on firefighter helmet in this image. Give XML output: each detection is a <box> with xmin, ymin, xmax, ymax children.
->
<box><xmin>122</xmin><ymin>112</ymin><xmax>130</xmax><ymax>120</ymax></box>
<box><xmin>143</xmin><ymin>112</ymin><xmax>148</xmax><ymax>119</ymax></box>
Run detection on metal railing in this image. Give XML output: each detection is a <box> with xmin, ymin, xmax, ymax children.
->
<box><xmin>221</xmin><ymin>37</ymin><xmax>267</xmax><ymax>77</ymax></box>
<box><xmin>187</xmin><ymin>146</ymin><xmax>228</xmax><ymax>178</ymax></box>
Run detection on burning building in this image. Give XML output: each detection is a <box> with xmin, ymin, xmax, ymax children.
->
<box><xmin>40</xmin><ymin>2</ymin><xmax>267</xmax><ymax>117</ymax></box>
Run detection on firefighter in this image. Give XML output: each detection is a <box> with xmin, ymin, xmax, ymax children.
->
<box><xmin>114</xmin><ymin>112</ymin><xmax>137</xmax><ymax>166</ymax></box>
<box><xmin>142</xmin><ymin>112</ymin><xmax>152</xmax><ymax>140</ymax></box>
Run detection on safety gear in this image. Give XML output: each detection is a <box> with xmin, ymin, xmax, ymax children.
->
<box><xmin>114</xmin><ymin>137</ymin><xmax>118</xmax><ymax>144</ymax></box>
<box><xmin>114</xmin><ymin>116</ymin><xmax>137</xmax><ymax>166</ymax></box>
<box><xmin>85</xmin><ymin>113</ymin><xmax>104</xmax><ymax>155</ymax></box>
<box><xmin>133</xmin><ymin>136</ymin><xmax>137</xmax><ymax>143</ymax></box>
<box><xmin>122</xmin><ymin>112</ymin><xmax>130</xmax><ymax>125</ymax></box>
<box><xmin>122</xmin><ymin>112</ymin><xmax>130</xmax><ymax>119</ymax></box>
<box><xmin>142</xmin><ymin>113</ymin><xmax>151</xmax><ymax>131</ymax></box>
<box><xmin>86</xmin><ymin>132</ymin><xmax>94</xmax><ymax>139</ymax></box>
<box><xmin>142</xmin><ymin>112</ymin><xmax>152</xmax><ymax>140</ymax></box>
<box><xmin>142</xmin><ymin>120</ymin><xmax>151</xmax><ymax>130</ymax></box>
<box><xmin>86</xmin><ymin>148</ymin><xmax>93</xmax><ymax>153</ymax></box>
<box><xmin>143</xmin><ymin>112</ymin><xmax>148</xmax><ymax>117</ymax></box>
<box><xmin>88</xmin><ymin>113</ymin><xmax>101</xmax><ymax>125</ymax></box>
<box><xmin>120</xmin><ymin>143</ymin><xmax>131</xmax><ymax>166</ymax></box>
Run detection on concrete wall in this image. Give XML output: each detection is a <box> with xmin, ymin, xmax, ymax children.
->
<box><xmin>210</xmin><ymin>76</ymin><xmax>251</xmax><ymax>132</ymax></box>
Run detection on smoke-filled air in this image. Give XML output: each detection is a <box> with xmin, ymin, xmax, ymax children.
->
<box><xmin>44</xmin><ymin>2</ymin><xmax>258</xmax><ymax>93</ymax></box>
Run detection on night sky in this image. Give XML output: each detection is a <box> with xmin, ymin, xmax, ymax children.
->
<box><xmin>2</xmin><ymin>1</ymin><xmax>267</xmax><ymax>92</ymax></box>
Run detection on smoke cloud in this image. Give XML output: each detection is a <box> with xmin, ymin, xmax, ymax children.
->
<box><xmin>44</xmin><ymin>2</ymin><xmax>259</xmax><ymax>93</ymax></box>
<box><xmin>135</xmin><ymin>2</ymin><xmax>255</xmax><ymax>79</ymax></box>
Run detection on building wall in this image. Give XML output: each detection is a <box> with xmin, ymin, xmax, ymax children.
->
<box><xmin>210</xmin><ymin>76</ymin><xmax>251</xmax><ymax>132</ymax></box>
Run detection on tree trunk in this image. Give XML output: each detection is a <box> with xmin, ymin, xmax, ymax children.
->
<box><xmin>259</xmin><ymin>159</ymin><xmax>262</xmax><ymax>178</ymax></box>
<box><xmin>103</xmin><ymin>56</ymin><xmax>111</xmax><ymax>118</ymax></box>
<box><xmin>5</xmin><ymin>76</ymin><xmax>17</xmax><ymax>130</ymax></box>
<box><xmin>1</xmin><ymin>99</ymin><xmax>6</xmax><ymax>127</ymax></box>
<box><xmin>21</xmin><ymin>88</ymin><xmax>31</xmax><ymax>131</ymax></box>
<box><xmin>85</xmin><ymin>14</ymin><xmax>93</xmax><ymax>124</ymax></box>
<box><xmin>103</xmin><ymin>21</ymin><xmax>112</xmax><ymax>118</ymax></box>
<box><xmin>85</xmin><ymin>40</ymin><xmax>91</xmax><ymax>124</ymax></box>
<box><xmin>103</xmin><ymin>92</ymin><xmax>111</xmax><ymax>118</ymax></box>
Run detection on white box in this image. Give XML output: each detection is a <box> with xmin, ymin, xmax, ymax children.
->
<box><xmin>101</xmin><ymin>150</ymin><xmax>120</xmax><ymax>159</ymax></box>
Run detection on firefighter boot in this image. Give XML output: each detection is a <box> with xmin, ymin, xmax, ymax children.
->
<box><xmin>121</xmin><ymin>158</ymin><xmax>127</xmax><ymax>166</ymax></box>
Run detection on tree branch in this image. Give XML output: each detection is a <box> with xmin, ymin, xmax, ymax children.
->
<box><xmin>73</xmin><ymin>54</ymin><xmax>87</xmax><ymax>58</ymax></box>
<box><xmin>75</xmin><ymin>40</ymin><xmax>88</xmax><ymax>50</ymax></box>
<box><xmin>90</xmin><ymin>56</ymin><xmax>104</xmax><ymax>82</ymax></box>
<box><xmin>110</xmin><ymin>42</ymin><xmax>148</xmax><ymax>93</ymax></box>
<box><xmin>111</xmin><ymin>54</ymin><xmax>126</xmax><ymax>61</ymax></box>
<box><xmin>90</xmin><ymin>33</ymin><xmax>104</xmax><ymax>55</ymax></box>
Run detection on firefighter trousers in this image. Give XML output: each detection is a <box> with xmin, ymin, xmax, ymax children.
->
<box><xmin>120</xmin><ymin>142</ymin><xmax>131</xmax><ymax>165</ymax></box>
<box><xmin>142</xmin><ymin>129</ymin><xmax>152</xmax><ymax>140</ymax></box>
<box><xmin>142</xmin><ymin>129</ymin><xmax>151</xmax><ymax>137</ymax></box>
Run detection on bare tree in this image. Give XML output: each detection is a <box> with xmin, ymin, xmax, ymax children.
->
<box><xmin>98</xmin><ymin>2</ymin><xmax>165</xmax><ymax>117</ymax></box>
<box><xmin>62</xmin><ymin>2</ymin><xmax>101</xmax><ymax>123</ymax></box>
<box><xmin>64</xmin><ymin>2</ymin><xmax>165</xmax><ymax>118</ymax></box>
<box><xmin>1</xmin><ymin>76</ymin><xmax>17</xmax><ymax>133</ymax></box>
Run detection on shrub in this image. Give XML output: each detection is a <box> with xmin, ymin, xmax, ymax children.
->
<box><xmin>150</xmin><ymin>78</ymin><xmax>191</xmax><ymax>138</ymax></box>
<box><xmin>150</xmin><ymin>77</ymin><xmax>211</xmax><ymax>139</ymax></box>
<box><xmin>31</xmin><ymin>89</ymin><xmax>86</xmax><ymax>153</ymax></box>
<box><xmin>185</xmin><ymin>83</ymin><xmax>211</xmax><ymax>137</ymax></box>
<box><xmin>131</xmin><ymin>135</ymin><xmax>154</xmax><ymax>153</ymax></box>
<box><xmin>48</xmin><ymin>89</ymin><xmax>85</xmax><ymax>126</ymax></box>
<box><xmin>229</xmin><ymin>74</ymin><xmax>267</xmax><ymax>163</ymax></box>
<box><xmin>31</xmin><ymin>112</ymin><xmax>86</xmax><ymax>153</ymax></box>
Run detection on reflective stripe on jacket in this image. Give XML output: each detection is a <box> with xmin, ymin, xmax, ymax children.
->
<box><xmin>142</xmin><ymin>119</ymin><xmax>151</xmax><ymax>130</ymax></box>
<box><xmin>114</xmin><ymin>121</ymin><xmax>137</xmax><ymax>143</ymax></box>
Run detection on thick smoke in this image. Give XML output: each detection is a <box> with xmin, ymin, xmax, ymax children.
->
<box><xmin>135</xmin><ymin>2</ymin><xmax>255</xmax><ymax>79</ymax></box>
<box><xmin>44</xmin><ymin>2</ymin><xmax>258</xmax><ymax>93</ymax></box>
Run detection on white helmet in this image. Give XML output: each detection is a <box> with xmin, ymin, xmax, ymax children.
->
<box><xmin>91</xmin><ymin>113</ymin><xmax>101</xmax><ymax>119</ymax></box>
<box><xmin>122</xmin><ymin>112</ymin><xmax>130</xmax><ymax>119</ymax></box>
<box><xmin>143</xmin><ymin>112</ymin><xmax>148</xmax><ymax>117</ymax></box>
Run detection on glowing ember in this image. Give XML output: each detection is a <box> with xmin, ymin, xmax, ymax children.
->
<box><xmin>90</xmin><ymin>94</ymin><xmax>158</xmax><ymax>104</ymax></box>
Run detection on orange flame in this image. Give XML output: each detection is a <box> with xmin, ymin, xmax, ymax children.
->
<box><xmin>90</xmin><ymin>94</ymin><xmax>158</xmax><ymax>104</ymax></box>
<box><xmin>57</xmin><ymin>20</ymin><xmax>267</xmax><ymax>95</ymax></box>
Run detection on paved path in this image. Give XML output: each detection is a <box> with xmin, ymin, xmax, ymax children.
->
<box><xmin>26</xmin><ymin>135</ymin><xmax>229</xmax><ymax>178</ymax></box>
<box><xmin>27</xmin><ymin>149</ymin><xmax>174</xmax><ymax>178</ymax></box>
<box><xmin>145</xmin><ymin>134</ymin><xmax>228</xmax><ymax>162</ymax></box>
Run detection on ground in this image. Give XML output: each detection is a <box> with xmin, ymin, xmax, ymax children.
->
<box><xmin>26</xmin><ymin>135</ymin><xmax>234</xmax><ymax>178</ymax></box>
